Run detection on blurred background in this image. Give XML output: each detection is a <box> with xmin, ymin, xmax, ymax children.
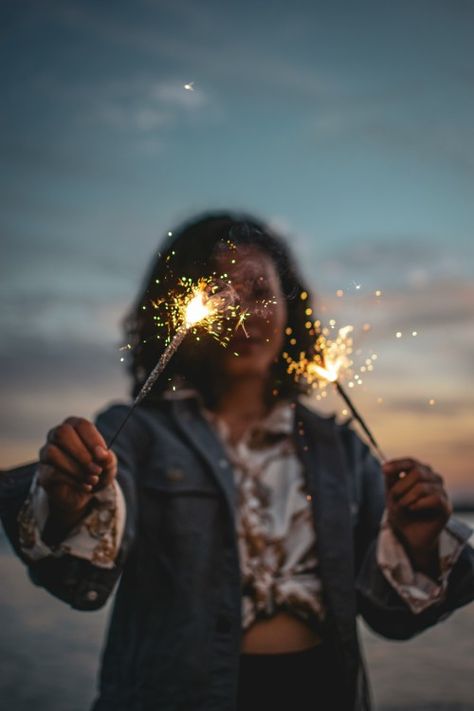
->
<box><xmin>1</xmin><ymin>1</ymin><xmax>473</xmax><ymax>709</ymax></box>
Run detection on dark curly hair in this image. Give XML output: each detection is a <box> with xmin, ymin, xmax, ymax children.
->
<box><xmin>123</xmin><ymin>211</ymin><xmax>316</xmax><ymax>408</ymax></box>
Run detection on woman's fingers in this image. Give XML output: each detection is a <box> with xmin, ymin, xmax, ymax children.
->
<box><xmin>394</xmin><ymin>481</ymin><xmax>443</xmax><ymax>509</ymax></box>
<box><xmin>39</xmin><ymin>442</ymin><xmax>98</xmax><ymax>486</ymax></box>
<box><xmin>407</xmin><ymin>492</ymin><xmax>452</xmax><ymax>514</ymax></box>
<box><xmin>47</xmin><ymin>423</ymin><xmax>102</xmax><ymax>475</ymax></box>
<box><xmin>382</xmin><ymin>458</ymin><xmax>417</xmax><ymax>487</ymax></box>
<box><xmin>39</xmin><ymin>463</ymin><xmax>90</xmax><ymax>492</ymax></box>
<box><xmin>383</xmin><ymin>457</ymin><xmax>451</xmax><ymax>518</ymax></box>
<box><xmin>383</xmin><ymin>459</ymin><xmax>442</xmax><ymax>499</ymax></box>
<box><xmin>40</xmin><ymin>417</ymin><xmax>117</xmax><ymax>496</ymax></box>
<box><xmin>391</xmin><ymin>470</ymin><xmax>439</xmax><ymax>501</ymax></box>
<box><xmin>63</xmin><ymin>417</ymin><xmax>108</xmax><ymax>457</ymax></box>
<box><xmin>93</xmin><ymin>445</ymin><xmax>117</xmax><ymax>489</ymax></box>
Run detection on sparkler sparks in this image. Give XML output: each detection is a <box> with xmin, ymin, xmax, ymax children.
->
<box><xmin>150</xmin><ymin>275</ymin><xmax>244</xmax><ymax>348</ymax></box>
<box><xmin>284</xmin><ymin>322</ymin><xmax>386</xmax><ymax>461</ymax></box>
<box><xmin>108</xmin><ymin>277</ymin><xmax>245</xmax><ymax>448</ymax></box>
<box><xmin>283</xmin><ymin>323</ymin><xmax>355</xmax><ymax>389</ymax></box>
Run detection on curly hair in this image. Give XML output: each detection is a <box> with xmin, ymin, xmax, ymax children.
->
<box><xmin>123</xmin><ymin>211</ymin><xmax>316</xmax><ymax>407</ymax></box>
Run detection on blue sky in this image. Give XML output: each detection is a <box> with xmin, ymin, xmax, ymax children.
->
<box><xmin>1</xmin><ymin>0</ymin><xmax>473</xmax><ymax>494</ymax></box>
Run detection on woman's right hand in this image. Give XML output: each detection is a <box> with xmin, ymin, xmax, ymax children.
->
<box><xmin>38</xmin><ymin>417</ymin><xmax>117</xmax><ymax>521</ymax></box>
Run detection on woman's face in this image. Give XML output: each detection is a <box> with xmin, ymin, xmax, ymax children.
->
<box><xmin>213</xmin><ymin>245</ymin><xmax>288</xmax><ymax>380</ymax></box>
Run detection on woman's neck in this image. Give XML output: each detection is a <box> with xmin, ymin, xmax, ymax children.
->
<box><xmin>213</xmin><ymin>375</ymin><xmax>269</xmax><ymax>434</ymax></box>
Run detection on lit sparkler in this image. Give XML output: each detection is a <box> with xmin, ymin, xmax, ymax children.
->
<box><xmin>108</xmin><ymin>278</ymin><xmax>243</xmax><ymax>448</ymax></box>
<box><xmin>284</xmin><ymin>322</ymin><xmax>386</xmax><ymax>461</ymax></box>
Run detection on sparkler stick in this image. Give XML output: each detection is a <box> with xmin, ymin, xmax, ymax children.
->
<box><xmin>107</xmin><ymin>326</ymin><xmax>187</xmax><ymax>449</ymax></box>
<box><xmin>308</xmin><ymin>357</ymin><xmax>386</xmax><ymax>462</ymax></box>
<box><xmin>334</xmin><ymin>381</ymin><xmax>386</xmax><ymax>462</ymax></box>
<box><xmin>107</xmin><ymin>281</ymin><xmax>239</xmax><ymax>449</ymax></box>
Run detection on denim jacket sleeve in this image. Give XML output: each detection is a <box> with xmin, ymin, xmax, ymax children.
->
<box><xmin>0</xmin><ymin>404</ymin><xmax>149</xmax><ymax>611</ymax></box>
<box><xmin>352</xmin><ymin>435</ymin><xmax>474</xmax><ymax>639</ymax></box>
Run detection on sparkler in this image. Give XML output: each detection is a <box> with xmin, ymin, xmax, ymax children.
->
<box><xmin>284</xmin><ymin>322</ymin><xmax>386</xmax><ymax>462</ymax></box>
<box><xmin>108</xmin><ymin>278</ymin><xmax>243</xmax><ymax>448</ymax></box>
<box><xmin>334</xmin><ymin>381</ymin><xmax>386</xmax><ymax>462</ymax></box>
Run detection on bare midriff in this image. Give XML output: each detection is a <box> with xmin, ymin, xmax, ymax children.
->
<box><xmin>241</xmin><ymin>611</ymin><xmax>322</xmax><ymax>654</ymax></box>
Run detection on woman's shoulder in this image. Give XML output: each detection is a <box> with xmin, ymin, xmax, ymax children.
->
<box><xmin>294</xmin><ymin>397</ymin><xmax>339</xmax><ymax>432</ymax></box>
<box><xmin>295</xmin><ymin>398</ymin><xmax>372</xmax><ymax>459</ymax></box>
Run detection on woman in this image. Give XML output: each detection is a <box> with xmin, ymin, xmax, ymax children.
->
<box><xmin>2</xmin><ymin>212</ymin><xmax>473</xmax><ymax>711</ymax></box>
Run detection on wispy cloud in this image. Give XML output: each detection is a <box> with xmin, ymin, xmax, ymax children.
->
<box><xmin>307</xmin><ymin>85</ymin><xmax>474</xmax><ymax>175</ymax></box>
<box><xmin>95</xmin><ymin>78</ymin><xmax>212</xmax><ymax>133</ymax></box>
<box><xmin>30</xmin><ymin>0</ymin><xmax>330</xmax><ymax>101</ymax></box>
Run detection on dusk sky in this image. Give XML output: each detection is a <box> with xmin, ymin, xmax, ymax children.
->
<box><xmin>1</xmin><ymin>0</ymin><xmax>473</xmax><ymax>496</ymax></box>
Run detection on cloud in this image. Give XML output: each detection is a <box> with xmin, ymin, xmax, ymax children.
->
<box><xmin>32</xmin><ymin>71</ymin><xmax>214</xmax><ymax>136</ymax></box>
<box><xmin>29</xmin><ymin>0</ymin><xmax>330</xmax><ymax>102</ymax></box>
<box><xmin>98</xmin><ymin>104</ymin><xmax>170</xmax><ymax>133</ymax></box>
<box><xmin>0</xmin><ymin>332</ymin><xmax>127</xmax><ymax>395</ymax></box>
<box><xmin>307</xmin><ymin>86</ymin><xmax>474</xmax><ymax>175</ymax></box>
<box><xmin>94</xmin><ymin>78</ymin><xmax>213</xmax><ymax>134</ymax></box>
<box><xmin>384</xmin><ymin>398</ymin><xmax>473</xmax><ymax>417</ymax></box>
<box><xmin>312</xmin><ymin>236</ymin><xmax>474</xmax><ymax>304</ymax></box>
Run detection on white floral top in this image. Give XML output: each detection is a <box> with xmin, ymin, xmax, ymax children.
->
<box><xmin>204</xmin><ymin>403</ymin><xmax>325</xmax><ymax>629</ymax></box>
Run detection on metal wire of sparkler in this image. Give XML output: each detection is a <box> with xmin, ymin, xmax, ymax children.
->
<box><xmin>334</xmin><ymin>380</ymin><xmax>386</xmax><ymax>462</ymax></box>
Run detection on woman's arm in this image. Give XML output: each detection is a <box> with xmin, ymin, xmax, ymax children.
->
<box><xmin>345</xmin><ymin>429</ymin><xmax>474</xmax><ymax>639</ymax></box>
<box><xmin>0</xmin><ymin>404</ymin><xmax>148</xmax><ymax>610</ymax></box>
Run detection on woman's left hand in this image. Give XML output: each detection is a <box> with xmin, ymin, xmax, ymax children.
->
<box><xmin>382</xmin><ymin>458</ymin><xmax>453</xmax><ymax>578</ymax></box>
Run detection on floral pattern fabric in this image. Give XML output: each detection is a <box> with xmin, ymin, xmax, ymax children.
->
<box><xmin>18</xmin><ymin>472</ymin><xmax>125</xmax><ymax>570</ymax></box>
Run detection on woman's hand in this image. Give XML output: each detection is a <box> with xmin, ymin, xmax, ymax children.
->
<box><xmin>383</xmin><ymin>458</ymin><xmax>453</xmax><ymax>579</ymax></box>
<box><xmin>38</xmin><ymin>417</ymin><xmax>117</xmax><ymax>535</ymax></box>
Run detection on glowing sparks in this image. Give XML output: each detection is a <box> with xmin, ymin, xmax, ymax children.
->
<box><xmin>283</xmin><ymin>324</ymin><xmax>355</xmax><ymax>389</ymax></box>
<box><xmin>108</xmin><ymin>276</ymin><xmax>245</xmax><ymax>448</ymax></box>
<box><xmin>150</xmin><ymin>276</ymin><xmax>245</xmax><ymax>350</ymax></box>
<box><xmin>135</xmin><ymin>279</ymin><xmax>240</xmax><ymax>404</ymax></box>
<box><xmin>184</xmin><ymin>289</ymin><xmax>211</xmax><ymax>327</ymax></box>
<box><xmin>283</xmin><ymin>320</ymin><xmax>385</xmax><ymax>460</ymax></box>
<box><xmin>235</xmin><ymin>311</ymin><xmax>249</xmax><ymax>337</ymax></box>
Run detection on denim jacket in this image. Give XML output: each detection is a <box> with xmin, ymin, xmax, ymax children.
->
<box><xmin>1</xmin><ymin>398</ymin><xmax>473</xmax><ymax>711</ymax></box>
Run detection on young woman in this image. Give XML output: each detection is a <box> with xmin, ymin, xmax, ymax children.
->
<box><xmin>2</xmin><ymin>213</ymin><xmax>473</xmax><ymax>711</ymax></box>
